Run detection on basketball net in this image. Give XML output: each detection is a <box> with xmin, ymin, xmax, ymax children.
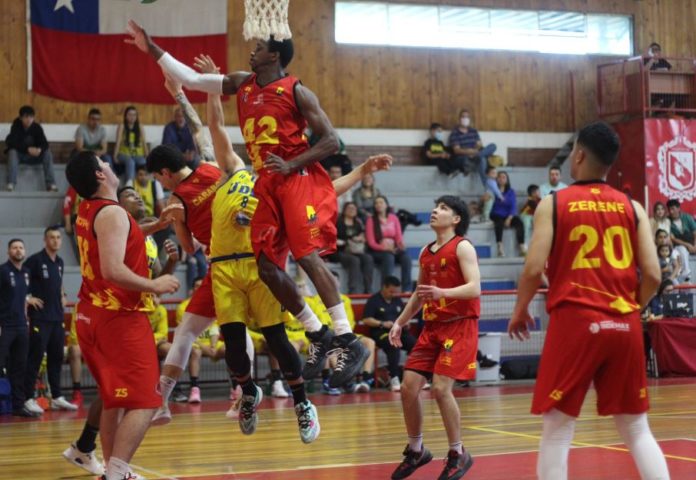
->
<box><xmin>243</xmin><ymin>0</ymin><xmax>292</xmax><ymax>41</ymax></box>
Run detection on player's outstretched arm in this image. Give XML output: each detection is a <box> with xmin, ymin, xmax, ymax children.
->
<box><xmin>633</xmin><ymin>200</ymin><xmax>661</xmax><ymax>308</ymax></box>
<box><xmin>265</xmin><ymin>84</ymin><xmax>339</xmax><ymax>175</ymax></box>
<box><xmin>125</xmin><ymin>20</ymin><xmax>250</xmax><ymax>95</ymax></box>
<box><xmin>332</xmin><ymin>154</ymin><xmax>393</xmax><ymax>196</ymax></box>
<box><xmin>509</xmin><ymin>195</ymin><xmax>553</xmax><ymax>340</ymax></box>
<box><xmin>194</xmin><ymin>54</ymin><xmax>246</xmax><ymax>174</ymax></box>
<box><xmin>95</xmin><ymin>205</ymin><xmax>179</xmax><ymax>294</ymax></box>
<box><xmin>162</xmin><ymin>74</ymin><xmax>216</xmax><ymax>165</ymax></box>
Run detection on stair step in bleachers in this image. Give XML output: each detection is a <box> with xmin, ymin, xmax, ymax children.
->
<box><xmin>0</xmin><ymin>192</ymin><xmax>64</xmax><ymax>227</ymax></box>
<box><xmin>0</xmin><ymin>164</ymin><xmax>69</xmax><ymax>193</ymax></box>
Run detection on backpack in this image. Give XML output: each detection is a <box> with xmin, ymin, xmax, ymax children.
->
<box><xmin>0</xmin><ymin>378</ymin><xmax>11</xmax><ymax>414</ymax></box>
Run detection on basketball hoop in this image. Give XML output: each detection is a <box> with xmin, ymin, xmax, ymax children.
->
<box><xmin>243</xmin><ymin>0</ymin><xmax>292</xmax><ymax>41</ymax></box>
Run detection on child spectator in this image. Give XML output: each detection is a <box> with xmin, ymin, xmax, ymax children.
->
<box><xmin>520</xmin><ymin>184</ymin><xmax>541</xmax><ymax>246</ymax></box>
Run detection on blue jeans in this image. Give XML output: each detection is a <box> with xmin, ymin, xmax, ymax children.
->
<box><xmin>369</xmin><ymin>250</ymin><xmax>412</xmax><ymax>291</ymax></box>
<box><xmin>186</xmin><ymin>249</ymin><xmax>208</xmax><ymax>293</ymax></box>
<box><xmin>7</xmin><ymin>149</ymin><xmax>56</xmax><ymax>187</ymax></box>
<box><xmin>475</xmin><ymin>143</ymin><xmax>498</xmax><ymax>187</ymax></box>
<box><xmin>116</xmin><ymin>153</ymin><xmax>146</xmax><ymax>183</ymax></box>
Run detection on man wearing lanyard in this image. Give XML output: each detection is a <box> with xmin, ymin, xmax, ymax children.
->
<box><xmin>23</xmin><ymin>227</ymin><xmax>77</xmax><ymax>414</ymax></box>
<box><xmin>0</xmin><ymin>239</ymin><xmax>42</xmax><ymax>417</ymax></box>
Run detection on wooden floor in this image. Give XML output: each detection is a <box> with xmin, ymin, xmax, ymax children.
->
<box><xmin>1</xmin><ymin>378</ymin><xmax>696</xmax><ymax>479</ymax></box>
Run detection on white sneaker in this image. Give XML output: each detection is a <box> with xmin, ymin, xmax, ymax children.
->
<box><xmin>353</xmin><ymin>381</ymin><xmax>371</xmax><ymax>393</ymax></box>
<box><xmin>271</xmin><ymin>380</ymin><xmax>289</xmax><ymax>398</ymax></box>
<box><xmin>422</xmin><ymin>382</ymin><xmax>431</xmax><ymax>391</ymax></box>
<box><xmin>151</xmin><ymin>405</ymin><xmax>172</xmax><ymax>426</ymax></box>
<box><xmin>51</xmin><ymin>396</ymin><xmax>78</xmax><ymax>411</ymax></box>
<box><xmin>62</xmin><ymin>443</ymin><xmax>105</xmax><ymax>475</ymax></box>
<box><xmin>390</xmin><ymin>376</ymin><xmax>401</xmax><ymax>392</ymax></box>
<box><xmin>24</xmin><ymin>398</ymin><xmax>44</xmax><ymax>414</ymax></box>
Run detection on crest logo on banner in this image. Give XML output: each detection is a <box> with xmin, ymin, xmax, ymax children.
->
<box><xmin>657</xmin><ymin>135</ymin><xmax>696</xmax><ymax>201</ymax></box>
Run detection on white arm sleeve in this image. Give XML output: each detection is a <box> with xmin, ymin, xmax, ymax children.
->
<box><xmin>157</xmin><ymin>52</ymin><xmax>224</xmax><ymax>95</ymax></box>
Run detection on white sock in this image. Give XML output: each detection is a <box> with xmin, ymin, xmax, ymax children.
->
<box><xmin>106</xmin><ymin>456</ymin><xmax>130</xmax><ymax>480</ymax></box>
<box><xmin>158</xmin><ymin>375</ymin><xmax>176</xmax><ymax>405</ymax></box>
<box><xmin>614</xmin><ymin>414</ymin><xmax>670</xmax><ymax>479</ymax></box>
<box><xmin>327</xmin><ymin>303</ymin><xmax>352</xmax><ymax>336</ymax></box>
<box><xmin>296</xmin><ymin>302</ymin><xmax>322</xmax><ymax>333</ymax></box>
<box><xmin>450</xmin><ymin>441</ymin><xmax>463</xmax><ymax>454</ymax></box>
<box><xmin>537</xmin><ymin>409</ymin><xmax>576</xmax><ymax>480</ymax></box>
<box><xmin>408</xmin><ymin>434</ymin><xmax>423</xmax><ymax>452</ymax></box>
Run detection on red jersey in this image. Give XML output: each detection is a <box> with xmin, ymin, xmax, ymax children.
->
<box><xmin>75</xmin><ymin>198</ymin><xmax>153</xmax><ymax>312</ymax></box>
<box><xmin>236</xmin><ymin>74</ymin><xmax>309</xmax><ymax>175</ymax></box>
<box><xmin>546</xmin><ymin>181</ymin><xmax>640</xmax><ymax>315</ymax></box>
<box><xmin>419</xmin><ymin>236</ymin><xmax>480</xmax><ymax>322</ymax></box>
<box><xmin>172</xmin><ymin>163</ymin><xmax>222</xmax><ymax>247</ymax></box>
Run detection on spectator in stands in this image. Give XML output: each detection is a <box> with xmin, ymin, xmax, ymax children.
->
<box><xmin>519</xmin><ymin>184</ymin><xmax>541</xmax><ymax>247</ymax></box>
<box><xmin>23</xmin><ymin>227</ymin><xmax>77</xmax><ymax>413</ymax></box>
<box><xmin>134</xmin><ymin>165</ymin><xmax>165</xmax><ymax>218</ymax></box>
<box><xmin>539</xmin><ymin>165</ymin><xmax>568</xmax><ymax>198</ymax></box>
<box><xmin>176</xmin><ymin>277</ymin><xmax>224</xmax><ymax>403</ymax></box>
<box><xmin>353</xmin><ymin>172</ymin><xmax>381</xmax><ymax>218</ymax></box>
<box><xmin>650</xmin><ymin>201</ymin><xmax>671</xmax><ymax>235</ymax></box>
<box><xmin>114</xmin><ymin>105</ymin><xmax>148</xmax><ymax>185</ymax></box>
<box><xmin>490</xmin><ymin>171</ymin><xmax>526</xmax><ymax>257</ymax></box>
<box><xmin>335</xmin><ymin>201</ymin><xmax>374</xmax><ymax>294</ymax></box>
<box><xmin>328</xmin><ymin>164</ymin><xmax>352</xmax><ymax>211</ymax></box>
<box><xmin>73</xmin><ymin>108</ymin><xmax>113</xmax><ymax>168</ymax></box>
<box><xmin>423</xmin><ymin>122</ymin><xmax>453</xmax><ymax>175</ymax></box>
<box><xmin>448</xmin><ymin>108</ymin><xmax>497</xmax><ymax>178</ymax></box>
<box><xmin>149</xmin><ymin>294</ymin><xmax>172</xmax><ymax>361</ymax></box>
<box><xmin>366</xmin><ymin>195</ymin><xmax>412</xmax><ymax>290</ymax></box>
<box><xmin>362</xmin><ymin>276</ymin><xmax>416</xmax><ymax>392</ymax></box>
<box><xmin>667</xmin><ymin>199</ymin><xmax>695</xmax><ymax>281</ymax></box>
<box><xmin>63</xmin><ymin>186</ymin><xmax>81</xmax><ymax>258</ymax></box>
<box><xmin>0</xmin><ymin>239</ymin><xmax>40</xmax><ymax>417</ymax></box>
<box><xmin>5</xmin><ymin>105</ymin><xmax>57</xmax><ymax>192</ymax></box>
<box><xmin>655</xmin><ymin>229</ymin><xmax>686</xmax><ymax>284</ymax></box>
<box><xmin>162</xmin><ymin>106</ymin><xmax>198</xmax><ymax>168</ymax></box>
<box><xmin>644</xmin><ymin>42</ymin><xmax>672</xmax><ymax>71</ymax></box>
<box><xmin>480</xmin><ymin>165</ymin><xmax>505</xmax><ymax>221</ymax></box>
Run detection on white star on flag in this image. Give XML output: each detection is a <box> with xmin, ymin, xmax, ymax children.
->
<box><xmin>54</xmin><ymin>0</ymin><xmax>75</xmax><ymax>14</ymax></box>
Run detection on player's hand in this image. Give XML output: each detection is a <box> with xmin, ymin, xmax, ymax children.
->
<box><xmin>193</xmin><ymin>54</ymin><xmax>221</xmax><ymax>74</ymax></box>
<box><xmin>363</xmin><ymin>154</ymin><xmax>393</xmax><ymax>174</ymax></box>
<box><xmin>163</xmin><ymin>72</ymin><xmax>183</xmax><ymax>98</ymax></box>
<box><xmin>416</xmin><ymin>284</ymin><xmax>444</xmax><ymax>301</ymax></box>
<box><xmin>264</xmin><ymin>153</ymin><xmax>293</xmax><ymax>176</ymax></box>
<box><xmin>508</xmin><ymin>310</ymin><xmax>535</xmax><ymax>341</ymax></box>
<box><xmin>163</xmin><ymin>239</ymin><xmax>179</xmax><ymax>262</ymax></box>
<box><xmin>160</xmin><ymin>203</ymin><xmax>185</xmax><ymax>224</ymax></box>
<box><xmin>152</xmin><ymin>274</ymin><xmax>180</xmax><ymax>295</ymax></box>
<box><xmin>388</xmin><ymin>322</ymin><xmax>403</xmax><ymax>347</ymax></box>
<box><xmin>26</xmin><ymin>296</ymin><xmax>44</xmax><ymax>309</ymax></box>
<box><xmin>125</xmin><ymin>20</ymin><xmax>151</xmax><ymax>53</ymax></box>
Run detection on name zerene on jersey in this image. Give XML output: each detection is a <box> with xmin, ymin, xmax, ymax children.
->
<box><xmin>568</xmin><ymin>200</ymin><xmax>625</xmax><ymax>214</ymax></box>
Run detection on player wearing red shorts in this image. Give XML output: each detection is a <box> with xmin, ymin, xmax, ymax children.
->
<box><xmin>509</xmin><ymin>122</ymin><xmax>669</xmax><ymax>480</ymax></box>
<box><xmin>389</xmin><ymin>196</ymin><xmax>479</xmax><ymax>480</ymax></box>
<box><xmin>65</xmin><ymin>151</ymin><xmax>179</xmax><ymax>480</ymax></box>
<box><xmin>128</xmin><ymin>23</ymin><xmax>369</xmax><ymax>388</ymax></box>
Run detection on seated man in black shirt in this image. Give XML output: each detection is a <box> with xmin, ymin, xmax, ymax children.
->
<box><xmin>422</xmin><ymin>123</ymin><xmax>453</xmax><ymax>175</ymax></box>
<box><xmin>362</xmin><ymin>276</ymin><xmax>417</xmax><ymax>392</ymax></box>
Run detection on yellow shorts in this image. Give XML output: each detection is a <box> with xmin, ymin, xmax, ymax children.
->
<box><xmin>248</xmin><ymin>329</ymin><xmax>266</xmax><ymax>353</ymax></box>
<box><xmin>193</xmin><ymin>339</ymin><xmax>224</xmax><ymax>351</ymax></box>
<box><xmin>67</xmin><ymin>318</ymin><xmax>78</xmax><ymax>347</ymax></box>
<box><xmin>211</xmin><ymin>258</ymin><xmax>285</xmax><ymax>329</ymax></box>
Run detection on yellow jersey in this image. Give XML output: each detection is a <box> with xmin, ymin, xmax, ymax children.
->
<box><xmin>134</xmin><ymin>180</ymin><xmax>156</xmax><ymax>217</ymax></box>
<box><xmin>148</xmin><ymin>304</ymin><xmax>169</xmax><ymax>344</ymax></box>
<box><xmin>210</xmin><ymin>169</ymin><xmax>257</xmax><ymax>259</ymax></box>
<box><xmin>145</xmin><ymin>236</ymin><xmax>158</xmax><ymax>276</ymax></box>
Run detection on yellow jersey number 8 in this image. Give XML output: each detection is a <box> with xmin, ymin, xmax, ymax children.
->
<box><xmin>242</xmin><ymin>116</ymin><xmax>280</xmax><ymax>170</ymax></box>
<box><xmin>569</xmin><ymin>224</ymin><xmax>633</xmax><ymax>270</ymax></box>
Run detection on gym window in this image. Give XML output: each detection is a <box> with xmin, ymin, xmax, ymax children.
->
<box><xmin>335</xmin><ymin>2</ymin><xmax>633</xmax><ymax>56</ymax></box>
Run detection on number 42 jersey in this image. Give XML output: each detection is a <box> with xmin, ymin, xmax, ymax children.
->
<box><xmin>546</xmin><ymin>181</ymin><xmax>640</xmax><ymax>315</ymax></box>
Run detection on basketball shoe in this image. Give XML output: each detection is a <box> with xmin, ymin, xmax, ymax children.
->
<box><xmin>391</xmin><ymin>445</ymin><xmax>433</xmax><ymax>479</ymax></box>
<box><xmin>150</xmin><ymin>404</ymin><xmax>171</xmax><ymax>426</ymax></box>
<box><xmin>239</xmin><ymin>385</ymin><xmax>263</xmax><ymax>435</ymax></box>
<box><xmin>302</xmin><ymin>325</ymin><xmax>334</xmax><ymax>380</ymax></box>
<box><xmin>329</xmin><ymin>333</ymin><xmax>369</xmax><ymax>388</ymax></box>
<box><xmin>294</xmin><ymin>400</ymin><xmax>320</xmax><ymax>443</ymax></box>
<box><xmin>437</xmin><ymin>450</ymin><xmax>473</xmax><ymax>480</ymax></box>
<box><xmin>62</xmin><ymin>443</ymin><xmax>104</xmax><ymax>475</ymax></box>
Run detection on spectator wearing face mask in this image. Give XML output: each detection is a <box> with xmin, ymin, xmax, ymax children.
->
<box><xmin>422</xmin><ymin>123</ymin><xmax>453</xmax><ymax>176</ymax></box>
<box><xmin>448</xmin><ymin>109</ymin><xmax>497</xmax><ymax>181</ymax></box>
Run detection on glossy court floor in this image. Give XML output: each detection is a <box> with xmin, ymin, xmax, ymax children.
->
<box><xmin>1</xmin><ymin>378</ymin><xmax>695</xmax><ymax>479</ymax></box>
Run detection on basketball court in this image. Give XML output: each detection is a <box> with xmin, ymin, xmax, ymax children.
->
<box><xmin>2</xmin><ymin>378</ymin><xmax>695</xmax><ymax>479</ymax></box>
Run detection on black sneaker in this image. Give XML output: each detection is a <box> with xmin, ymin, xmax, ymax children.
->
<box><xmin>479</xmin><ymin>356</ymin><xmax>498</xmax><ymax>368</ymax></box>
<box><xmin>12</xmin><ymin>406</ymin><xmax>40</xmax><ymax>418</ymax></box>
<box><xmin>437</xmin><ymin>450</ymin><xmax>473</xmax><ymax>480</ymax></box>
<box><xmin>302</xmin><ymin>325</ymin><xmax>334</xmax><ymax>380</ymax></box>
<box><xmin>391</xmin><ymin>445</ymin><xmax>433</xmax><ymax>479</ymax></box>
<box><xmin>328</xmin><ymin>333</ymin><xmax>370</xmax><ymax>388</ymax></box>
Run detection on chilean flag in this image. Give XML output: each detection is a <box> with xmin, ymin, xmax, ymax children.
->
<box><xmin>29</xmin><ymin>0</ymin><xmax>228</xmax><ymax>104</ymax></box>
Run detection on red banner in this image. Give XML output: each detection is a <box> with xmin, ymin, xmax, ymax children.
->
<box><xmin>645</xmin><ymin>118</ymin><xmax>696</xmax><ymax>213</ymax></box>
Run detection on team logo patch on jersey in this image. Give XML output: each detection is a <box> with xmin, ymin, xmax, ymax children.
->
<box><xmin>549</xmin><ymin>389</ymin><xmax>564</xmax><ymax>401</ymax></box>
<box><xmin>657</xmin><ymin>134</ymin><xmax>696</xmax><ymax>201</ymax></box>
<box><xmin>276</xmin><ymin>86</ymin><xmax>285</xmax><ymax>95</ymax></box>
<box><xmin>440</xmin><ymin>258</ymin><xmax>447</xmax><ymax>270</ymax></box>
<box><xmin>443</xmin><ymin>338</ymin><xmax>454</xmax><ymax>351</ymax></box>
<box><xmin>590</xmin><ymin>187</ymin><xmax>601</xmax><ymax>195</ymax></box>
<box><xmin>306</xmin><ymin>205</ymin><xmax>317</xmax><ymax>224</ymax></box>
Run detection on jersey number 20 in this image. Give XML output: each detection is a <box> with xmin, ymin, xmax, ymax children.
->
<box><xmin>569</xmin><ymin>224</ymin><xmax>633</xmax><ymax>270</ymax></box>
